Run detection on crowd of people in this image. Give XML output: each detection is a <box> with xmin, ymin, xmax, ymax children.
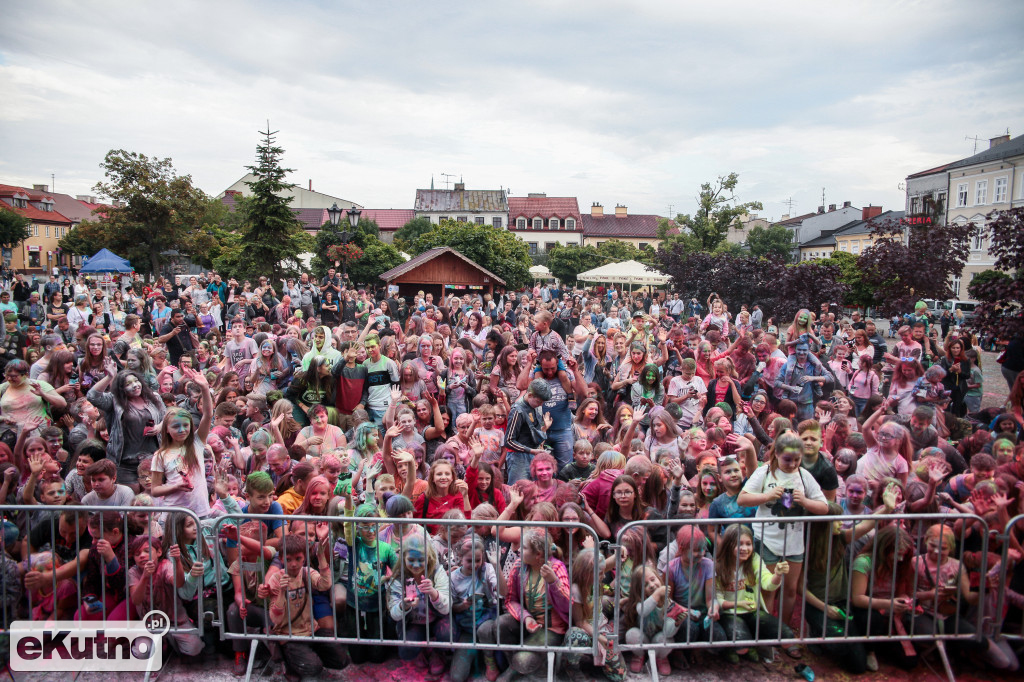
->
<box><xmin>0</xmin><ymin>268</ymin><xmax>1023</xmax><ymax>681</ymax></box>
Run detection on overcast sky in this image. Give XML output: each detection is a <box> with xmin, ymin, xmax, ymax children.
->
<box><xmin>1</xmin><ymin>0</ymin><xmax>1021</xmax><ymax>221</ymax></box>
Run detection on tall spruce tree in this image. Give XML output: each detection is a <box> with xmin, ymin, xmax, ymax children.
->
<box><xmin>228</xmin><ymin>125</ymin><xmax>312</xmax><ymax>282</ymax></box>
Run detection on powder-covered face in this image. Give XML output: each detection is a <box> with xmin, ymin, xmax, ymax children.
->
<box><xmin>167</xmin><ymin>414</ymin><xmax>191</xmax><ymax>442</ymax></box>
<box><xmin>124</xmin><ymin>355</ymin><xmax>141</xmax><ymax>371</ymax></box>
<box><xmin>795</xmin><ymin>343</ymin><xmax>809</xmax><ymax>361</ymax></box>
<box><xmin>124</xmin><ymin>375</ymin><xmax>143</xmax><ymax>397</ymax></box>
<box><xmin>406</xmin><ymin>549</ymin><xmax>426</xmax><ymax>573</ymax></box>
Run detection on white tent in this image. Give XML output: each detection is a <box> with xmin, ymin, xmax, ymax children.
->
<box><xmin>529</xmin><ymin>264</ymin><xmax>554</xmax><ymax>280</ymax></box>
<box><xmin>577</xmin><ymin>259</ymin><xmax>670</xmax><ymax>287</ymax></box>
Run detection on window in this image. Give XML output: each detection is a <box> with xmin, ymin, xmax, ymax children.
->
<box><xmin>41</xmin><ymin>202</ymin><xmax>51</xmax><ymax>212</ymax></box>
<box><xmin>972</xmin><ymin>227</ymin><xmax>986</xmax><ymax>251</ymax></box>
<box><xmin>566</xmin><ymin>218</ymin><xmax>576</xmax><ymax>230</ymax></box>
<box><xmin>936</xmin><ymin>191</ymin><xmax>946</xmax><ymax>211</ymax></box>
<box><xmin>439</xmin><ymin>216</ymin><xmax>449</xmax><ymax>222</ymax></box>
<box><xmin>852</xmin><ymin>242</ymin><xmax>859</xmax><ymax>254</ymax></box>
<box><xmin>951</xmin><ymin>276</ymin><xmax>961</xmax><ymax>298</ymax></box>
<box><xmin>549</xmin><ymin>218</ymin><xmax>559</xmax><ymax>230</ymax></box>
<box><xmin>597</xmin><ymin>241</ymin><xmax>605</xmax><ymax>248</ymax></box>
<box><xmin>533</xmin><ymin>218</ymin><xmax>543</xmax><ymax>230</ymax></box>
<box><xmin>492</xmin><ymin>217</ymin><xmax>502</xmax><ymax>228</ymax></box>
<box><xmin>13</xmin><ymin>198</ymin><xmax>27</xmax><ymax>209</ymax></box>
<box><xmin>910</xmin><ymin>196</ymin><xmax>920</xmax><ymax>214</ymax></box>
<box><xmin>839</xmin><ymin>242</ymin><xmax>848</xmax><ymax>251</ymax></box>
<box><xmin>638</xmin><ymin>242</ymin><xmax>649</xmax><ymax>250</ymax></box>
<box><xmin>516</xmin><ymin>217</ymin><xmax>526</xmax><ymax>229</ymax></box>
<box><xmin>474</xmin><ymin>217</ymin><xmax>484</xmax><ymax>225</ymax></box>
<box><xmin>994</xmin><ymin>176</ymin><xmax>1008</xmax><ymax>203</ymax></box>
<box><xmin>956</xmin><ymin>183</ymin><xmax>968</xmax><ymax>208</ymax></box>
<box><xmin>28</xmin><ymin>251</ymin><xmax>40</xmax><ymax>268</ymax></box>
<box><xmin>457</xmin><ymin>216</ymin><xmax>468</xmax><ymax>223</ymax></box>
<box><xmin>544</xmin><ymin>242</ymin><xmax>557</xmax><ymax>252</ymax></box>
<box><xmin>975</xmin><ymin>180</ymin><xmax>987</xmax><ymax>206</ymax></box>
<box><xmin>527</xmin><ymin>242</ymin><xmax>538</xmax><ymax>255</ymax></box>
<box><xmin>45</xmin><ymin>225</ymin><xmax>50</xmax><ymax>237</ymax></box>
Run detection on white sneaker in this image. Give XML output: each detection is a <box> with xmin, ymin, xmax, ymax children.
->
<box><xmin>866</xmin><ymin>652</ymin><xmax>879</xmax><ymax>672</ymax></box>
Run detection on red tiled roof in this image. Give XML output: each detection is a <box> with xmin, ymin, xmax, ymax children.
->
<box><xmin>295</xmin><ymin>208</ymin><xmax>328</xmax><ymax>231</ymax></box>
<box><xmin>0</xmin><ymin>184</ymin><xmax>73</xmax><ymax>224</ymax></box>
<box><xmin>581</xmin><ymin>213</ymin><xmax>665</xmax><ymax>238</ymax></box>
<box><xmin>508</xmin><ymin>196</ymin><xmax>582</xmax><ymax>231</ymax></box>
<box><xmin>344</xmin><ymin>209</ymin><xmax>416</xmax><ymax>231</ymax></box>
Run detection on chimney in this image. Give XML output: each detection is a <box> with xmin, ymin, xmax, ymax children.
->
<box><xmin>527</xmin><ymin>193</ymin><xmax>547</xmax><ymax>198</ymax></box>
<box><xmin>76</xmin><ymin>195</ymin><xmax>95</xmax><ymax>203</ymax></box>
<box><xmin>33</xmin><ymin>184</ymin><xmax>48</xmax><ymax>192</ymax></box>
<box><xmin>615</xmin><ymin>204</ymin><xmax>627</xmax><ymax>218</ymax></box>
<box><xmin>843</xmin><ymin>201</ymin><xmax>852</xmax><ymax>208</ymax></box>
<box><xmin>454</xmin><ymin>182</ymin><xmax>465</xmax><ymax>191</ymax></box>
<box><xmin>591</xmin><ymin>202</ymin><xmax>603</xmax><ymax>217</ymax></box>
<box><xmin>862</xmin><ymin>205</ymin><xmax>883</xmax><ymax>221</ymax></box>
<box><xmin>308</xmin><ymin>180</ymin><xmax>312</xmax><ymax>191</ymax></box>
<box><xmin>817</xmin><ymin>206</ymin><xmax>825</xmax><ymax>214</ymax></box>
<box><xmin>828</xmin><ymin>204</ymin><xmax>837</xmax><ymax>212</ymax></box>
<box><xmin>224</xmin><ymin>190</ymin><xmax>241</xmax><ymax>198</ymax></box>
<box><xmin>989</xmin><ymin>134</ymin><xmax>1010</xmax><ymax>149</ymax></box>
<box><xmin>781</xmin><ymin>214</ymin><xmax>790</xmax><ymax>220</ymax></box>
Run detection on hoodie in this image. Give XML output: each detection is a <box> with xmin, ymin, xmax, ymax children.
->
<box><xmin>301</xmin><ymin>325</ymin><xmax>342</xmax><ymax>371</ymax></box>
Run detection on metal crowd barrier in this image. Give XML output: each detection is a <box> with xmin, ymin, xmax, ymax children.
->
<box><xmin>1</xmin><ymin>504</ymin><xmax>1015</xmax><ymax>682</ymax></box>
<box><xmin>209</xmin><ymin>513</ymin><xmax>603</xmax><ymax>682</ymax></box>
<box><xmin>994</xmin><ymin>514</ymin><xmax>1024</xmax><ymax>643</ymax></box>
<box><xmin>0</xmin><ymin>504</ymin><xmax>207</xmax><ymax>681</ymax></box>
<box><xmin>613</xmin><ymin>513</ymin><xmax>992</xmax><ymax>682</ymax></box>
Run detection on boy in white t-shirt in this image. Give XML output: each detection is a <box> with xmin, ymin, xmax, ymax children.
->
<box><xmin>666</xmin><ymin>358</ymin><xmax>707</xmax><ymax>428</ymax></box>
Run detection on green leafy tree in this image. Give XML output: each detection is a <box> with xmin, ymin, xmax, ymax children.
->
<box><xmin>967</xmin><ymin>268</ymin><xmax>1012</xmax><ymax>297</ymax></box>
<box><xmin>71</xmin><ymin>150</ymin><xmax>218</xmax><ymax>274</ymax></box>
<box><xmin>393</xmin><ymin>216</ymin><xmax>434</xmax><ymax>251</ymax></box>
<box><xmin>547</xmin><ymin>244</ymin><xmax>603</xmax><ymax>285</ymax></box>
<box><xmin>412</xmin><ymin>220</ymin><xmax>531</xmax><ymax>291</ymax></box>
<box><xmin>347</xmin><ymin>237</ymin><xmax>406</xmax><ymax>286</ymax></box>
<box><xmin>660</xmin><ymin>173</ymin><xmax>763</xmax><ymax>253</ymax></box>
<box><xmin>310</xmin><ymin>220</ymin><xmax>343</xmax><ymax>279</ymax></box>
<box><xmin>819</xmin><ymin>250</ymin><xmax>874</xmax><ymax>309</ymax></box>
<box><xmin>745</xmin><ymin>224</ymin><xmax>794</xmax><ymax>262</ymax></box>
<box><xmin>0</xmin><ymin>208</ymin><xmax>31</xmax><ymax>249</ymax></box>
<box><xmin>218</xmin><ymin>126</ymin><xmax>313</xmax><ymax>281</ymax></box>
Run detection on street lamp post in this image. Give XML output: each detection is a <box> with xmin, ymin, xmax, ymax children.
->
<box><xmin>327</xmin><ymin>204</ymin><xmax>361</xmax><ymax>285</ymax></box>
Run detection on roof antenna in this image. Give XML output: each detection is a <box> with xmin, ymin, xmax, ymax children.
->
<box><xmin>782</xmin><ymin>197</ymin><xmax>797</xmax><ymax>215</ymax></box>
<box><xmin>440</xmin><ymin>173</ymin><xmax>455</xmax><ymax>190</ymax></box>
<box><xmin>965</xmin><ymin>134</ymin><xmax>982</xmax><ymax>154</ymax></box>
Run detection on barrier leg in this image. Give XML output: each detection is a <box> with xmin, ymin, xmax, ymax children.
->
<box><xmin>547</xmin><ymin>651</ymin><xmax>555</xmax><ymax>682</ymax></box>
<box><xmin>649</xmin><ymin>649</ymin><xmax>659</xmax><ymax>682</ymax></box>
<box><xmin>243</xmin><ymin>638</ymin><xmax>259</xmax><ymax>682</ymax></box>
<box><xmin>934</xmin><ymin>641</ymin><xmax>956</xmax><ymax>682</ymax></box>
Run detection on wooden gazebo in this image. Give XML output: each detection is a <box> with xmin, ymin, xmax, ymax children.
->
<box><xmin>379</xmin><ymin>247</ymin><xmax>505</xmax><ymax>301</ymax></box>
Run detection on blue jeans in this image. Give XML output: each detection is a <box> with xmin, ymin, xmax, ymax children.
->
<box><xmin>367</xmin><ymin>407</ymin><xmax>387</xmax><ymax>435</ymax></box>
<box><xmin>546</xmin><ymin>428</ymin><xmax>575</xmax><ymax>471</ymax></box>
<box><xmin>506</xmin><ymin>449</ymin><xmax>533</xmax><ymax>485</ymax></box>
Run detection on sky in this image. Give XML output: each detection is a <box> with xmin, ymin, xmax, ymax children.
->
<box><xmin>1</xmin><ymin>0</ymin><xmax>1022</xmax><ymax>222</ymax></box>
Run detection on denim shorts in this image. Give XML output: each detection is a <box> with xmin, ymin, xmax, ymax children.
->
<box><xmin>757</xmin><ymin>541</ymin><xmax>804</xmax><ymax>565</ymax></box>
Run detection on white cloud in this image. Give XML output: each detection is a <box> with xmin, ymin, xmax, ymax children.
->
<box><xmin>0</xmin><ymin>0</ymin><xmax>1021</xmax><ymax>224</ymax></box>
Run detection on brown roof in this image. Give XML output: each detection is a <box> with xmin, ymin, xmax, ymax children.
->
<box><xmin>582</xmin><ymin>213</ymin><xmax>665</xmax><ymax>238</ymax></box>
<box><xmin>414</xmin><ymin>189</ymin><xmax>508</xmax><ymax>212</ymax></box>
<box><xmin>379</xmin><ymin>247</ymin><xmax>505</xmax><ymax>285</ymax></box>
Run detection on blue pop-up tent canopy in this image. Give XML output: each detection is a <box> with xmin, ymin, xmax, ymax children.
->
<box><xmin>79</xmin><ymin>248</ymin><xmax>133</xmax><ymax>273</ymax></box>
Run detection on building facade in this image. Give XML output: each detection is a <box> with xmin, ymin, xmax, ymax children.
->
<box><xmin>905</xmin><ymin>134</ymin><xmax>1024</xmax><ymax>301</ymax></box>
<box><xmin>0</xmin><ymin>184</ymin><xmax>75</xmax><ymax>273</ymax></box>
<box><xmin>508</xmin><ymin>194</ymin><xmax>583</xmax><ymax>256</ymax></box>
<box><xmin>414</xmin><ymin>183</ymin><xmax>508</xmax><ymax>228</ymax></box>
<box><xmin>219</xmin><ymin>174</ymin><xmax>361</xmax><ymax>211</ymax></box>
